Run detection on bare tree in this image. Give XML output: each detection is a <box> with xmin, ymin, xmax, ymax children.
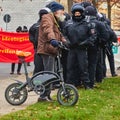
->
<box><xmin>92</xmin><ymin>0</ymin><xmax>96</xmax><ymax>6</ymax></box>
<box><xmin>107</xmin><ymin>0</ymin><xmax>119</xmax><ymax>21</ymax></box>
<box><xmin>92</xmin><ymin>0</ymin><xmax>119</xmax><ymax>21</ymax></box>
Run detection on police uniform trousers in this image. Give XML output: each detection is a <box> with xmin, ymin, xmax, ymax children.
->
<box><xmin>66</xmin><ymin>48</ymin><xmax>90</xmax><ymax>88</ymax></box>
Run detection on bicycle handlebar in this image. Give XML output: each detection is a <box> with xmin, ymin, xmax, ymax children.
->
<box><xmin>58</xmin><ymin>42</ymin><xmax>69</xmax><ymax>51</ymax></box>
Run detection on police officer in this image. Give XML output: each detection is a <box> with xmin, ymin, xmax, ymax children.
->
<box><xmin>99</xmin><ymin>13</ymin><xmax>118</xmax><ymax>77</ymax></box>
<box><xmin>78</xmin><ymin>2</ymin><xmax>104</xmax><ymax>84</ymax></box>
<box><xmin>84</xmin><ymin>6</ymin><xmax>109</xmax><ymax>88</ymax></box>
<box><xmin>65</xmin><ymin>4</ymin><xmax>95</xmax><ymax>89</ymax></box>
<box><xmin>85</xmin><ymin>6</ymin><xmax>109</xmax><ymax>87</ymax></box>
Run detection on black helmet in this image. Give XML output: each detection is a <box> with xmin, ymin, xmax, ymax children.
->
<box><xmin>84</xmin><ymin>6</ymin><xmax>97</xmax><ymax>16</ymax></box>
<box><xmin>71</xmin><ymin>4</ymin><xmax>84</xmax><ymax>14</ymax></box>
<box><xmin>79</xmin><ymin>1</ymin><xmax>92</xmax><ymax>8</ymax></box>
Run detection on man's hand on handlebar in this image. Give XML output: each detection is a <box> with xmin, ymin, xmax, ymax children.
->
<box><xmin>50</xmin><ymin>39</ymin><xmax>59</xmax><ymax>47</ymax></box>
<box><xmin>50</xmin><ymin>39</ymin><xmax>69</xmax><ymax>50</ymax></box>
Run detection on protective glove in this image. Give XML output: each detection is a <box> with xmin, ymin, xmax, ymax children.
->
<box><xmin>50</xmin><ymin>39</ymin><xmax>59</xmax><ymax>47</ymax></box>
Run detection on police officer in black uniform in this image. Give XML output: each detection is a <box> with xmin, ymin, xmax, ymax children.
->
<box><xmin>99</xmin><ymin>13</ymin><xmax>118</xmax><ymax>77</ymax></box>
<box><xmin>64</xmin><ymin>4</ymin><xmax>96</xmax><ymax>89</ymax></box>
<box><xmin>84</xmin><ymin>6</ymin><xmax>109</xmax><ymax>88</ymax></box>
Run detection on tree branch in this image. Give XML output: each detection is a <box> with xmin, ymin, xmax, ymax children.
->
<box><xmin>111</xmin><ymin>0</ymin><xmax>119</xmax><ymax>7</ymax></box>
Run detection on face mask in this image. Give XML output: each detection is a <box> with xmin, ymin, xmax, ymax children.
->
<box><xmin>73</xmin><ymin>16</ymin><xmax>82</xmax><ymax>21</ymax></box>
<box><xmin>73</xmin><ymin>15</ymin><xmax>84</xmax><ymax>22</ymax></box>
<box><xmin>56</xmin><ymin>14</ymin><xmax>66</xmax><ymax>22</ymax></box>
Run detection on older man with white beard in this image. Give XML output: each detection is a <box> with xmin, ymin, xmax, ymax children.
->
<box><xmin>37</xmin><ymin>1</ymin><xmax>66</xmax><ymax>101</ymax></box>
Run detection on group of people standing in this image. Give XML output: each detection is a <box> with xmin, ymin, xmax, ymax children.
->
<box><xmin>10</xmin><ymin>26</ymin><xmax>30</xmax><ymax>75</ymax></box>
<box><xmin>29</xmin><ymin>1</ymin><xmax>118</xmax><ymax>101</ymax></box>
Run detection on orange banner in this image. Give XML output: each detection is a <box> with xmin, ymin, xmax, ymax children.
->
<box><xmin>0</xmin><ymin>31</ymin><xmax>34</xmax><ymax>63</ymax></box>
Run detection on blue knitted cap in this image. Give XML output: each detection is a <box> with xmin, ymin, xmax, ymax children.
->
<box><xmin>46</xmin><ymin>1</ymin><xmax>64</xmax><ymax>12</ymax></box>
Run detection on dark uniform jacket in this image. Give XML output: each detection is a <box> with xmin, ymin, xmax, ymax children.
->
<box><xmin>65</xmin><ymin>17</ymin><xmax>109</xmax><ymax>48</ymax></box>
<box><xmin>89</xmin><ymin>17</ymin><xmax>109</xmax><ymax>43</ymax></box>
<box><xmin>29</xmin><ymin>21</ymin><xmax>40</xmax><ymax>50</ymax></box>
<box><xmin>65</xmin><ymin>18</ymin><xmax>91</xmax><ymax>46</ymax></box>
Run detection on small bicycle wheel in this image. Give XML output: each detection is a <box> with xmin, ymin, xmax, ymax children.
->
<box><xmin>57</xmin><ymin>84</ymin><xmax>79</xmax><ymax>106</ymax></box>
<box><xmin>5</xmin><ymin>83</ymin><xmax>28</xmax><ymax>105</ymax></box>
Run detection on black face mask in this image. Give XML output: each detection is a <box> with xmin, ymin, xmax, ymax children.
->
<box><xmin>72</xmin><ymin>15</ymin><xmax>84</xmax><ymax>22</ymax></box>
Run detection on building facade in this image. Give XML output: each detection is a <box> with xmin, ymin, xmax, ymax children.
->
<box><xmin>0</xmin><ymin>0</ymin><xmax>53</xmax><ymax>31</ymax></box>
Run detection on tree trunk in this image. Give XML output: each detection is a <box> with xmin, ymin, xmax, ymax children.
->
<box><xmin>107</xmin><ymin>0</ymin><xmax>111</xmax><ymax>21</ymax></box>
<box><xmin>67</xmin><ymin>0</ymin><xmax>73</xmax><ymax>14</ymax></box>
<box><xmin>92</xmin><ymin>0</ymin><xmax>97</xmax><ymax>7</ymax></box>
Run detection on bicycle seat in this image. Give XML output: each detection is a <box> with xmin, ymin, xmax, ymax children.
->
<box><xmin>16</xmin><ymin>51</ymin><xmax>31</xmax><ymax>57</ymax></box>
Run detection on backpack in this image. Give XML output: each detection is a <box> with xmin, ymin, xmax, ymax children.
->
<box><xmin>29</xmin><ymin>22</ymin><xmax>40</xmax><ymax>49</ymax></box>
<box><xmin>101</xmin><ymin>17</ymin><xmax>117</xmax><ymax>43</ymax></box>
<box><xmin>87</xmin><ymin>18</ymin><xmax>108</xmax><ymax>48</ymax></box>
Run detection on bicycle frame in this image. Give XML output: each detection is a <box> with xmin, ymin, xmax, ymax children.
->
<box><xmin>15</xmin><ymin>42</ymin><xmax>69</xmax><ymax>92</ymax></box>
<box><xmin>15</xmin><ymin>52</ymin><xmax>64</xmax><ymax>91</ymax></box>
<box><xmin>5</xmin><ymin>44</ymin><xmax>79</xmax><ymax>106</ymax></box>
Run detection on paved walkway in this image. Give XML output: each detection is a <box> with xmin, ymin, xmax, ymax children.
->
<box><xmin>0</xmin><ymin>63</ymin><xmax>57</xmax><ymax>116</ymax></box>
<box><xmin>0</xmin><ymin>63</ymin><xmax>38</xmax><ymax>116</ymax></box>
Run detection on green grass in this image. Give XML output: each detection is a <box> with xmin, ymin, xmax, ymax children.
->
<box><xmin>1</xmin><ymin>77</ymin><xmax>120</xmax><ymax>120</ymax></box>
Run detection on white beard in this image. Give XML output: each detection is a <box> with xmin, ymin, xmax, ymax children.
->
<box><xmin>56</xmin><ymin>14</ymin><xmax>66</xmax><ymax>22</ymax></box>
